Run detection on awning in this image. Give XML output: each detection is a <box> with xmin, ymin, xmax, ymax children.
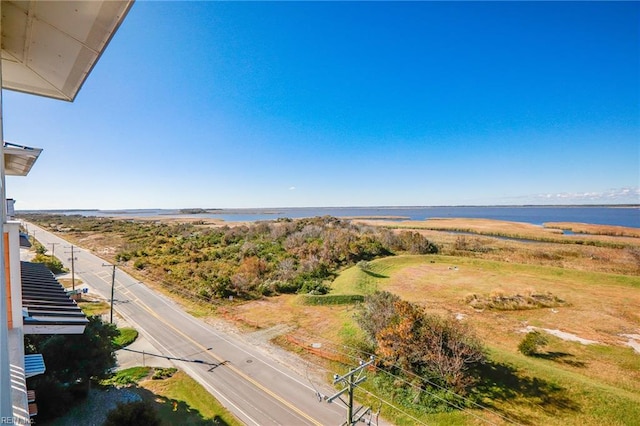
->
<box><xmin>24</xmin><ymin>354</ymin><xmax>45</xmax><ymax>378</ymax></box>
<box><xmin>21</xmin><ymin>261</ymin><xmax>89</xmax><ymax>334</ymax></box>
<box><xmin>1</xmin><ymin>0</ymin><xmax>134</xmax><ymax>101</ymax></box>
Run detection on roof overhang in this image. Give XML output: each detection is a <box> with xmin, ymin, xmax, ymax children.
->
<box><xmin>1</xmin><ymin>0</ymin><xmax>134</xmax><ymax>101</ymax></box>
<box><xmin>21</xmin><ymin>261</ymin><xmax>88</xmax><ymax>335</ymax></box>
<box><xmin>3</xmin><ymin>142</ymin><xmax>42</xmax><ymax>176</ymax></box>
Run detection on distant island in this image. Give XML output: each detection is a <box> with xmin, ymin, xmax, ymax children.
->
<box><xmin>179</xmin><ymin>208</ymin><xmax>223</xmax><ymax>214</ymax></box>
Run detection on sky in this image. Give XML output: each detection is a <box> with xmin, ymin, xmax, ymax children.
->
<box><xmin>4</xmin><ymin>1</ymin><xmax>639</xmax><ymax>210</ymax></box>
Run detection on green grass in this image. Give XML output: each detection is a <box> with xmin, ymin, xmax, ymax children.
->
<box><xmin>139</xmin><ymin>371</ymin><xmax>242</xmax><ymax>425</ymax></box>
<box><xmin>99</xmin><ymin>367</ymin><xmax>241</xmax><ymax>425</ymax></box>
<box><xmin>333</xmin><ymin>254</ymin><xmax>640</xmax><ymax>294</ymax></box>
<box><xmin>77</xmin><ymin>300</ymin><xmax>110</xmax><ymax>316</ymax></box>
<box><xmin>113</xmin><ymin>327</ymin><xmax>138</xmax><ymax>349</ymax></box>
<box><xmin>100</xmin><ymin>366</ymin><xmax>151</xmax><ymax>386</ymax></box>
<box><xmin>481</xmin><ymin>346</ymin><xmax>640</xmax><ymax>426</ymax></box>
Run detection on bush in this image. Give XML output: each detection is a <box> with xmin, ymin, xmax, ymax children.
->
<box><xmin>357</xmin><ymin>260</ymin><xmax>371</xmax><ymax>271</ymax></box>
<box><xmin>300</xmin><ymin>294</ymin><xmax>364</xmax><ymax>305</ymax></box>
<box><xmin>518</xmin><ymin>330</ymin><xmax>549</xmax><ymax>356</ymax></box>
<box><xmin>104</xmin><ymin>400</ymin><xmax>160</xmax><ymax>426</ymax></box>
<box><xmin>100</xmin><ymin>367</ymin><xmax>151</xmax><ymax>386</ymax></box>
<box><xmin>298</xmin><ymin>279</ymin><xmax>330</xmax><ymax>295</ymax></box>
<box><xmin>133</xmin><ymin>258</ymin><xmax>147</xmax><ymax>270</ymax></box>
<box><xmin>152</xmin><ymin>367</ymin><xmax>177</xmax><ymax>380</ymax></box>
<box><xmin>32</xmin><ymin>253</ymin><xmax>67</xmax><ymax>274</ymax></box>
<box><xmin>358</xmin><ymin>292</ymin><xmax>484</xmax><ymax>394</ymax></box>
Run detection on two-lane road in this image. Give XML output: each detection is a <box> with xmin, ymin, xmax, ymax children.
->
<box><xmin>25</xmin><ymin>222</ymin><xmax>350</xmax><ymax>425</ymax></box>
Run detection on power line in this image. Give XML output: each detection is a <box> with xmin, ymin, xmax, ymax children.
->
<box><xmin>353</xmin><ymin>385</ymin><xmax>429</xmax><ymax>426</ymax></box>
<box><xmin>294</xmin><ymin>331</ymin><xmax>518</xmax><ymax>425</ymax></box>
<box><xmin>326</xmin><ymin>357</ymin><xmax>376</xmax><ymax>426</ymax></box>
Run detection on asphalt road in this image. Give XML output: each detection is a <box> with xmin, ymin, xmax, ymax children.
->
<box><xmin>24</xmin><ymin>222</ymin><xmax>356</xmax><ymax>426</ymax></box>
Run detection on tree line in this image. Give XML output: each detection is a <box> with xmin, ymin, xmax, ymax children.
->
<box><xmin>21</xmin><ymin>214</ymin><xmax>438</xmax><ymax>301</ymax></box>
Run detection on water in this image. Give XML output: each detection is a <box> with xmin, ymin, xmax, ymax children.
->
<box><xmin>22</xmin><ymin>205</ymin><xmax>640</xmax><ymax>228</ymax></box>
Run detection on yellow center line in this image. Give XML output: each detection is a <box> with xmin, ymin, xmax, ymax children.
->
<box><xmin>133</xmin><ymin>296</ymin><xmax>323</xmax><ymax>426</ymax></box>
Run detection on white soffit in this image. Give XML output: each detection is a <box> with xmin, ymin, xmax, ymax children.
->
<box><xmin>3</xmin><ymin>142</ymin><xmax>42</xmax><ymax>176</ymax></box>
<box><xmin>1</xmin><ymin>0</ymin><xmax>133</xmax><ymax>101</ymax></box>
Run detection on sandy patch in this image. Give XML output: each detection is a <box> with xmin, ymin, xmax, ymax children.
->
<box><xmin>521</xmin><ymin>325</ymin><xmax>599</xmax><ymax>345</ymax></box>
<box><xmin>620</xmin><ymin>334</ymin><xmax>640</xmax><ymax>354</ymax></box>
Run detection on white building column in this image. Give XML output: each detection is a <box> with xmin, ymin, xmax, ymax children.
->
<box><xmin>0</xmin><ymin>0</ymin><xmax>14</xmax><ymax>417</ymax></box>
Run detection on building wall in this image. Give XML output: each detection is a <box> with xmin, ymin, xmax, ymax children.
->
<box><xmin>5</xmin><ymin>223</ymin><xmax>22</xmax><ymax>330</ymax></box>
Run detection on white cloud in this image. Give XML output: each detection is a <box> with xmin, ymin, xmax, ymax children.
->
<box><xmin>288</xmin><ymin>186</ymin><xmax>296</xmax><ymax>191</ymax></box>
<box><xmin>531</xmin><ymin>187</ymin><xmax>639</xmax><ymax>203</ymax></box>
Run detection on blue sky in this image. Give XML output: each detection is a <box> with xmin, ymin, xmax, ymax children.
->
<box><xmin>4</xmin><ymin>1</ymin><xmax>639</xmax><ymax>210</ymax></box>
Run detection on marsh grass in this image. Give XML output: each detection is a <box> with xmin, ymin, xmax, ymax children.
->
<box><xmin>545</xmin><ymin>222</ymin><xmax>640</xmax><ymax>238</ymax></box>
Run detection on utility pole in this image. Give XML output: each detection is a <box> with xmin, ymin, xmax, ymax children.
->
<box><xmin>49</xmin><ymin>242</ymin><xmax>58</xmax><ymax>263</ymax></box>
<box><xmin>102</xmin><ymin>263</ymin><xmax>117</xmax><ymax>323</ymax></box>
<box><xmin>327</xmin><ymin>356</ymin><xmax>377</xmax><ymax>426</ymax></box>
<box><xmin>66</xmin><ymin>245</ymin><xmax>77</xmax><ymax>291</ymax></box>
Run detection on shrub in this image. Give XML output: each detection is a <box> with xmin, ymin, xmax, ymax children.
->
<box><xmin>518</xmin><ymin>330</ymin><xmax>549</xmax><ymax>356</ymax></box>
<box><xmin>133</xmin><ymin>258</ymin><xmax>147</xmax><ymax>270</ymax></box>
<box><xmin>357</xmin><ymin>260</ymin><xmax>371</xmax><ymax>271</ymax></box>
<box><xmin>358</xmin><ymin>292</ymin><xmax>484</xmax><ymax>394</ymax></box>
<box><xmin>116</xmin><ymin>252</ymin><xmax>132</xmax><ymax>262</ymax></box>
<box><xmin>152</xmin><ymin>367</ymin><xmax>177</xmax><ymax>380</ymax></box>
<box><xmin>32</xmin><ymin>253</ymin><xmax>67</xmax><ymax>274</ymax></box>
<box><xmin>298</xmin><ymin>279</ymin><xmax>330</xmax><ymax>295</ymax></box>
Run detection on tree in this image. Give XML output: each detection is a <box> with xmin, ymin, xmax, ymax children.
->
<box><xmin>25</xmin><ymin>316</ymin><xmax>119</xmax><ymax>421</ymax></box>
<box><xmin>355</xmin><ymin>291</ymin><xmax>401</xmax><ymax>347</ymax></box>
<box><xmin>104</xmin><ymin>401</ymin><xmax>160</xmax><ymax>426</ymax></box>
<box><xmin>38</xmin><ymin>315</ymin><xmax>119</xmax><ymax>384</ymax></box>
<box><xmin>357</xmin><ymin>295</ymin><xmax>484</xmax><ymax>394</ymax></box>
<box><xmin>376</xmin><ymin>301</ymin><xmax>484</xmax><ymax>393</ymax></box>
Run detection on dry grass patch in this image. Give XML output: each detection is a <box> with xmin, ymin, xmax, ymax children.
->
<box><xmin>219</xmin><ymin>295</ymin><xmax>350</xmax><ymax>341</ymax></box>
<box><xmin>362</xmin><ymin>256</ymin><xmax>640</xmax><ymax>350</ymax></box>
<box><xmin>465</xmin><ymin>289</ymin><xmax>567</xmax><ymax>310</ymax></box>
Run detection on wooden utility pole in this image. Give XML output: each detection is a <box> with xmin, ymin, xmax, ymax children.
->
<box><xmin>49</xmin><ymin>242</ymin><xmax>58</xmax><ymax>262</ymax></box>
<box><xmin>67</xmin><ymin>245</ymin><xmax>77</xmax><ymax>291</ymax></box>
<box><xmin>102</xmin><ymin>263</ymin><xmax>117</xmax><ymax>323</ymax></box>
<box><xmin>327</xmin><ymin>357</ymin><xmax>377</xmax><ymax>425</ymax></box>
